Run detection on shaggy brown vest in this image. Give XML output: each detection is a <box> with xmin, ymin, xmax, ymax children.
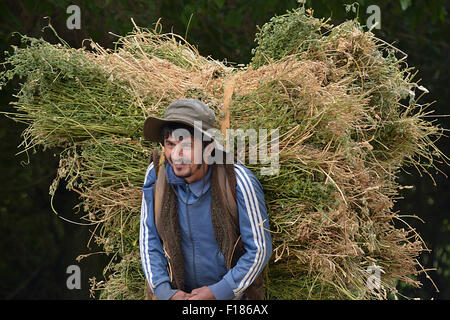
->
<box><xmin>145</xmin><ymin>149</ymin><xmax>264</xmax><ymax>300</ymax></box>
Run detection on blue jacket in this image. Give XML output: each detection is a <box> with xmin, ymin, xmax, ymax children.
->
<box><xmin>140</xmin><ymin>161</ymin><xmax>272</xmax><ymax>300</ymax></box>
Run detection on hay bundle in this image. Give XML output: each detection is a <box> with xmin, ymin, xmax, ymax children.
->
<box><xmin>1</xmin><ymin>8</ymin><xmax>447</xmax><ymax>299</ymax></box>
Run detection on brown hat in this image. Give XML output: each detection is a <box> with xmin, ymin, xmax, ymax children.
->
<box><xmin>144</xmin><ymin>98</ymin><xmax>218</xmax><ymax>144</ymax></box>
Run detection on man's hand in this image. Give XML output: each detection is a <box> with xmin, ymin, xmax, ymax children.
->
<box><xmin>188</xmin><ymin>286</ymin><xmax>216</xmax><ymax>300</ymax></box>
<box><xmin>170</xmin><ymin>290</ymin><xmax>194</xmax><ymax>300</ymax></box>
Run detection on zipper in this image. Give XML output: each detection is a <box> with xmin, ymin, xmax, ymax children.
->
<box><xmin>184</xmin><ymin>183</ymin><xmax>198</xmax><ymax>286</ymax></box>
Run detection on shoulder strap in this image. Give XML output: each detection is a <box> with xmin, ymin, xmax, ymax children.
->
<box><xmin>151</xmin><ymin>149</ymin><xmax>166</xmax><ymax>235</ymax></box>
<box><xmin>150</xmin><ymin>149</ymin><xmax>160</xmax><ymax>170</ymax></box>
<box><xmin>151</xmin><ymin>148</ymin><xmax>182</xmax><ymax>289</ymax></box>
<box><xmin>214</xmin><ymin>164</ymin><xmax>238</xmax><ymax>224</ymax></box>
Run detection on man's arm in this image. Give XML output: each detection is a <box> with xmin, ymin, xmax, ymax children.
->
<box><xmin>207</xmin><ymin>163</ymin><xmax>273</xmax><ymax>300</ymax></box>
<box><xmin>140</xmin><ymin>162</ymin><xmax>179</xmax><ymax>300</ymax></box>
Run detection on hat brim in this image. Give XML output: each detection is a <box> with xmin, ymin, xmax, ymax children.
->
<box><xmin>143</xmin><ymin>116</ymin><xmax>228</xmax><ymax>154</ymax></box>
<box><xmin>144</xmin><ymin>116</ymin><xmax>194</xmax><ymax>144</ymax></box>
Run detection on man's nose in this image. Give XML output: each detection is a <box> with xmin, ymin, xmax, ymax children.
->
<box><xmin>173</xmin><ymin>143</ymin><xmax>183</xmax><ymax>156</ymax></box>
<box><xmin>171</xmin><ymin>143</ymin><xmax>187</xmax><ymax>163</ymax></box>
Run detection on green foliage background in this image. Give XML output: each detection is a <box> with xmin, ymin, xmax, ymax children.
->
<box><xmin>0</xmin><ymin>0</ymin><xmax>448</xmax><ymax>299</ymax></box>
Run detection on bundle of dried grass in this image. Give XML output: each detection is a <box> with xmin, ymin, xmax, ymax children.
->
<box><xmin>1</xmin><ymin>7</ymin><xmax>447</xmax><ymax>299</ymax></box>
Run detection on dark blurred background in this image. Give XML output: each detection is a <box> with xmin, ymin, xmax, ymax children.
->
<box><xmin>0</xmin><ymin>0</ymin><xmax>448</xmax><ymax>299</ymax></box>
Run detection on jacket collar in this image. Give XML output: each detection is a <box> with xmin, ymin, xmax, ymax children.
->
<box><xmin>165</xmin><ymin>161</ymin><xmax>211</xmax><ymax>197</ymax></box>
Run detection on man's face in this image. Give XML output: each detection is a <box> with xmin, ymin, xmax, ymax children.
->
<box><xmin>163</xmin><ymin>130</ymin><xmax>203</xmax><ymax>179</ymax></box>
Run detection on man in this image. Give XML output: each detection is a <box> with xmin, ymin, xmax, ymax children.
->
<box><xmin>140</xmin><ymin>98</ymin><xmax>272</xmax><ymax>300</ymax></box>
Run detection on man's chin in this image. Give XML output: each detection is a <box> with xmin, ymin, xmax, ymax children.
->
<box><xmin>173</xmin><ymin>165</ymin><xmax>191</xmax><ymax>178</ymax></box>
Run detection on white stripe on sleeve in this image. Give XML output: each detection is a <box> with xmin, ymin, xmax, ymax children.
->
<box><xmin>233</xmin><ymin>164</ymin><xmax>266</xmax><ymax>294</ymax></box>
<box><xmin>140</xmin><ymin>163</ymin><xmax>154</xmax><ymax>289</ymax></box>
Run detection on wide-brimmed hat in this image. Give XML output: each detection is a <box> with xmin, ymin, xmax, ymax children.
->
<box><xmin>143</xmin><ymin>99</ymin><xmax>227</xmax><ymax>155</ymax></box>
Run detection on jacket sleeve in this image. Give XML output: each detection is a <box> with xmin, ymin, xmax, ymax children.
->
<box><xmin>209</xmin><ymin>163</ymin><xmax>272</xmax><ymax>299</ymax></box>
<box><xmin>140</xmin><ymin>162</ymin><xmax>178</xmax><ymax>300</ymax></box>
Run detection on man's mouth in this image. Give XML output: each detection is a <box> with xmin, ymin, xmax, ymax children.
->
<box><xmin>173</xmin><ymin>162</ymin><xmax>188</xmax><ymax>170</ymax></box>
